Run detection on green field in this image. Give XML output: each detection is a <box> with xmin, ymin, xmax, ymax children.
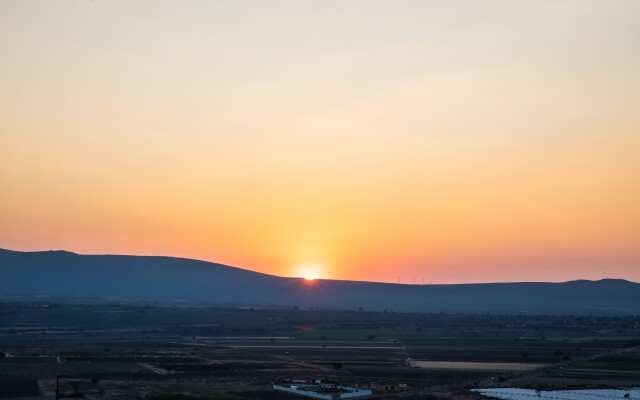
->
<box><xmin>297</xmin><ymin>327</ymin><xmax>481</xmax><ymax>340</ymax></box>
<box><xmin>296</xmin><ymin>327</ymin><xmax>640</xmax><ymax>342</ymax></box>
<box><xmin>558</xmin><ymin>351</ymin><xmax>640</xmax><ymax>379</ymax></box>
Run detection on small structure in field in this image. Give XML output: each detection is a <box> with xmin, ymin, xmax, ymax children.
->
<box><xmin>273</xmin><ymin>379</ymin><xmax>372</xmax><ymax>399</ymax></box>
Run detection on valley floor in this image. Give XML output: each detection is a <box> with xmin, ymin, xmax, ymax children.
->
<box><xmin>0</xmin><ymin>303</ymin><xmax>639</xmax><ymax>399</ymax></box>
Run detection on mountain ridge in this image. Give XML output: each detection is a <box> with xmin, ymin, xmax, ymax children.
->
<box><xmin>1</xmin><ymin>248</ymin><xmax>634</xmax><ymax>285</ymax></box>
<box><xmin>1</xmin><ymin>248</ymin><xmax>639</xmax><ymax>315</ymax></box>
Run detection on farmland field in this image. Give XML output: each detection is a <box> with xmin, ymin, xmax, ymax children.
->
<box><xmin>410</xmin><ymin>361</ymin><xmax>544</xmax><ymax>371</ymax></box>
<box><xmin>0</xmin><ymin>303</ymin><xmax>639</xmax><ymax>399</ymax></box>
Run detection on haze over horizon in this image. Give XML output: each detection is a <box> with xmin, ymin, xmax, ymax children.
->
<box><xmin>2</xmin><ymin>1</ymin><xmax>639</xmax><ymax>284</ymax></box>
<box><xmin>1</xmin><ymin>247</ymin><xmax>638</xmax><ymax>285</ymax></box>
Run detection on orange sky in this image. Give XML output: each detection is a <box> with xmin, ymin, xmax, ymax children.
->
<box><xmin>1</xmin><ymin>1</ymin><xmax>639</xmax><ymax>283</ymax></box>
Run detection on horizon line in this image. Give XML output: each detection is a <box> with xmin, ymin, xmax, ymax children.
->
<box><xmin>1</xmin><ymin>246</ymin><xmax>637</xmax><ymax>286</ymax></box>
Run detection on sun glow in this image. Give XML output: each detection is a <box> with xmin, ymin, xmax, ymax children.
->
<box><xmin>297</xmin><ymin>264</ymin><xmax>323</xmax><ymax>281</ymax></box>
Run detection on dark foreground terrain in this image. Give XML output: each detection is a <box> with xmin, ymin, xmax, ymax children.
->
<box><xmin>1</xmin><ymin>303</ymin><xmax>639</xmax><ymax>399</ymax></box>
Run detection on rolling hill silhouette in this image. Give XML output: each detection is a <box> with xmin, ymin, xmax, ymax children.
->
<box><xmin>1</xmin><ymin>248</ymin><xmax>638</xmax><ymax>315</ymax></box>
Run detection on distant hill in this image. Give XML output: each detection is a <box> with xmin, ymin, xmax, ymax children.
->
<box><xmin>1</xmin><ymin>248</ymin><xmax>638</xmax><ymax>315</ymax></box>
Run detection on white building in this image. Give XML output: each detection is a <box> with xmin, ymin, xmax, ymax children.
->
<box><xmin>273</xmin><ymin>381</ymin><xmax>372</xmax><ymax>399</ymax></box>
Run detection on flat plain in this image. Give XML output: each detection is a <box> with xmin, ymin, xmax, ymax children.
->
<box><xmin>0</xmin><ymin>303</ymin><xmax>639</xmax><ymax>399</ymax></box>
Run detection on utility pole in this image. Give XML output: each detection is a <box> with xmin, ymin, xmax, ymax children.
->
<box><xmin>55</xmin><ymin>375</ymin><xmax>59</xmax><ymax>400</ymax></box>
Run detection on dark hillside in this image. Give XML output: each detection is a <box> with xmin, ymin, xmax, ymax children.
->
<box><xmin>1</xmin><ymin>249</ymin><xmax>638</xmax><ymax>315</ymax></box>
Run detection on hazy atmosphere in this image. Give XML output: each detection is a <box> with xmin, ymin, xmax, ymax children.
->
<box><xmin>2</xmin><ymin>0</ymin><xmax>639</xmax><ymax>283</ymax></box>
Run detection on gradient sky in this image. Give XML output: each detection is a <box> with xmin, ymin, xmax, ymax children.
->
<box><xmin>1</xmin><ymin>1</ymin><xmax>639</xmax><ymax>283</ymax></box>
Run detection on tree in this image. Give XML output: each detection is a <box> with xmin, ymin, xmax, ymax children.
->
<box><xmin>332</xmin><ymin>362</ymin><xmax>343</xmax><ymax>370</ymax></box>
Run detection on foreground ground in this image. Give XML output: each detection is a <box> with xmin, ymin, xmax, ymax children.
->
<box><xmin>0</xmin><ymin>302</ymin><xmax>639</xmax><ymax>399</ymax></box>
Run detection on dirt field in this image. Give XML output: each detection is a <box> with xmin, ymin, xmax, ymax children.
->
<box><xmin>410</xmin><ymin>361</ymin><xmax>544</xmax><ymax>371</ymax></box>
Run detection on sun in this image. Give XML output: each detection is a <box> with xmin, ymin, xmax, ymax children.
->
<box><xmin>297</xmin><ymin>264</ymin><xmax>323</xmax><ymax>281</ymax></box>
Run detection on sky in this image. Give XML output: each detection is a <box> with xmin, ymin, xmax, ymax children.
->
<box><xmin>1</xmin><ymin>1</ymin><xmax>639</xmax><ymax>283</ymax></box>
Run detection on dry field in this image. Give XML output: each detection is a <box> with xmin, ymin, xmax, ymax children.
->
<box><xmin>410</xmin><ymin>361</ymin><xmax>544</xmax><ymax>371</ymax></box>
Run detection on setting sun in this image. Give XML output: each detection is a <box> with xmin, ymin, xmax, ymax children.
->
<box><xmin>297</xmin><ymin>264</ymin><xmax>323</xmax><ymax>281</ymax></box>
